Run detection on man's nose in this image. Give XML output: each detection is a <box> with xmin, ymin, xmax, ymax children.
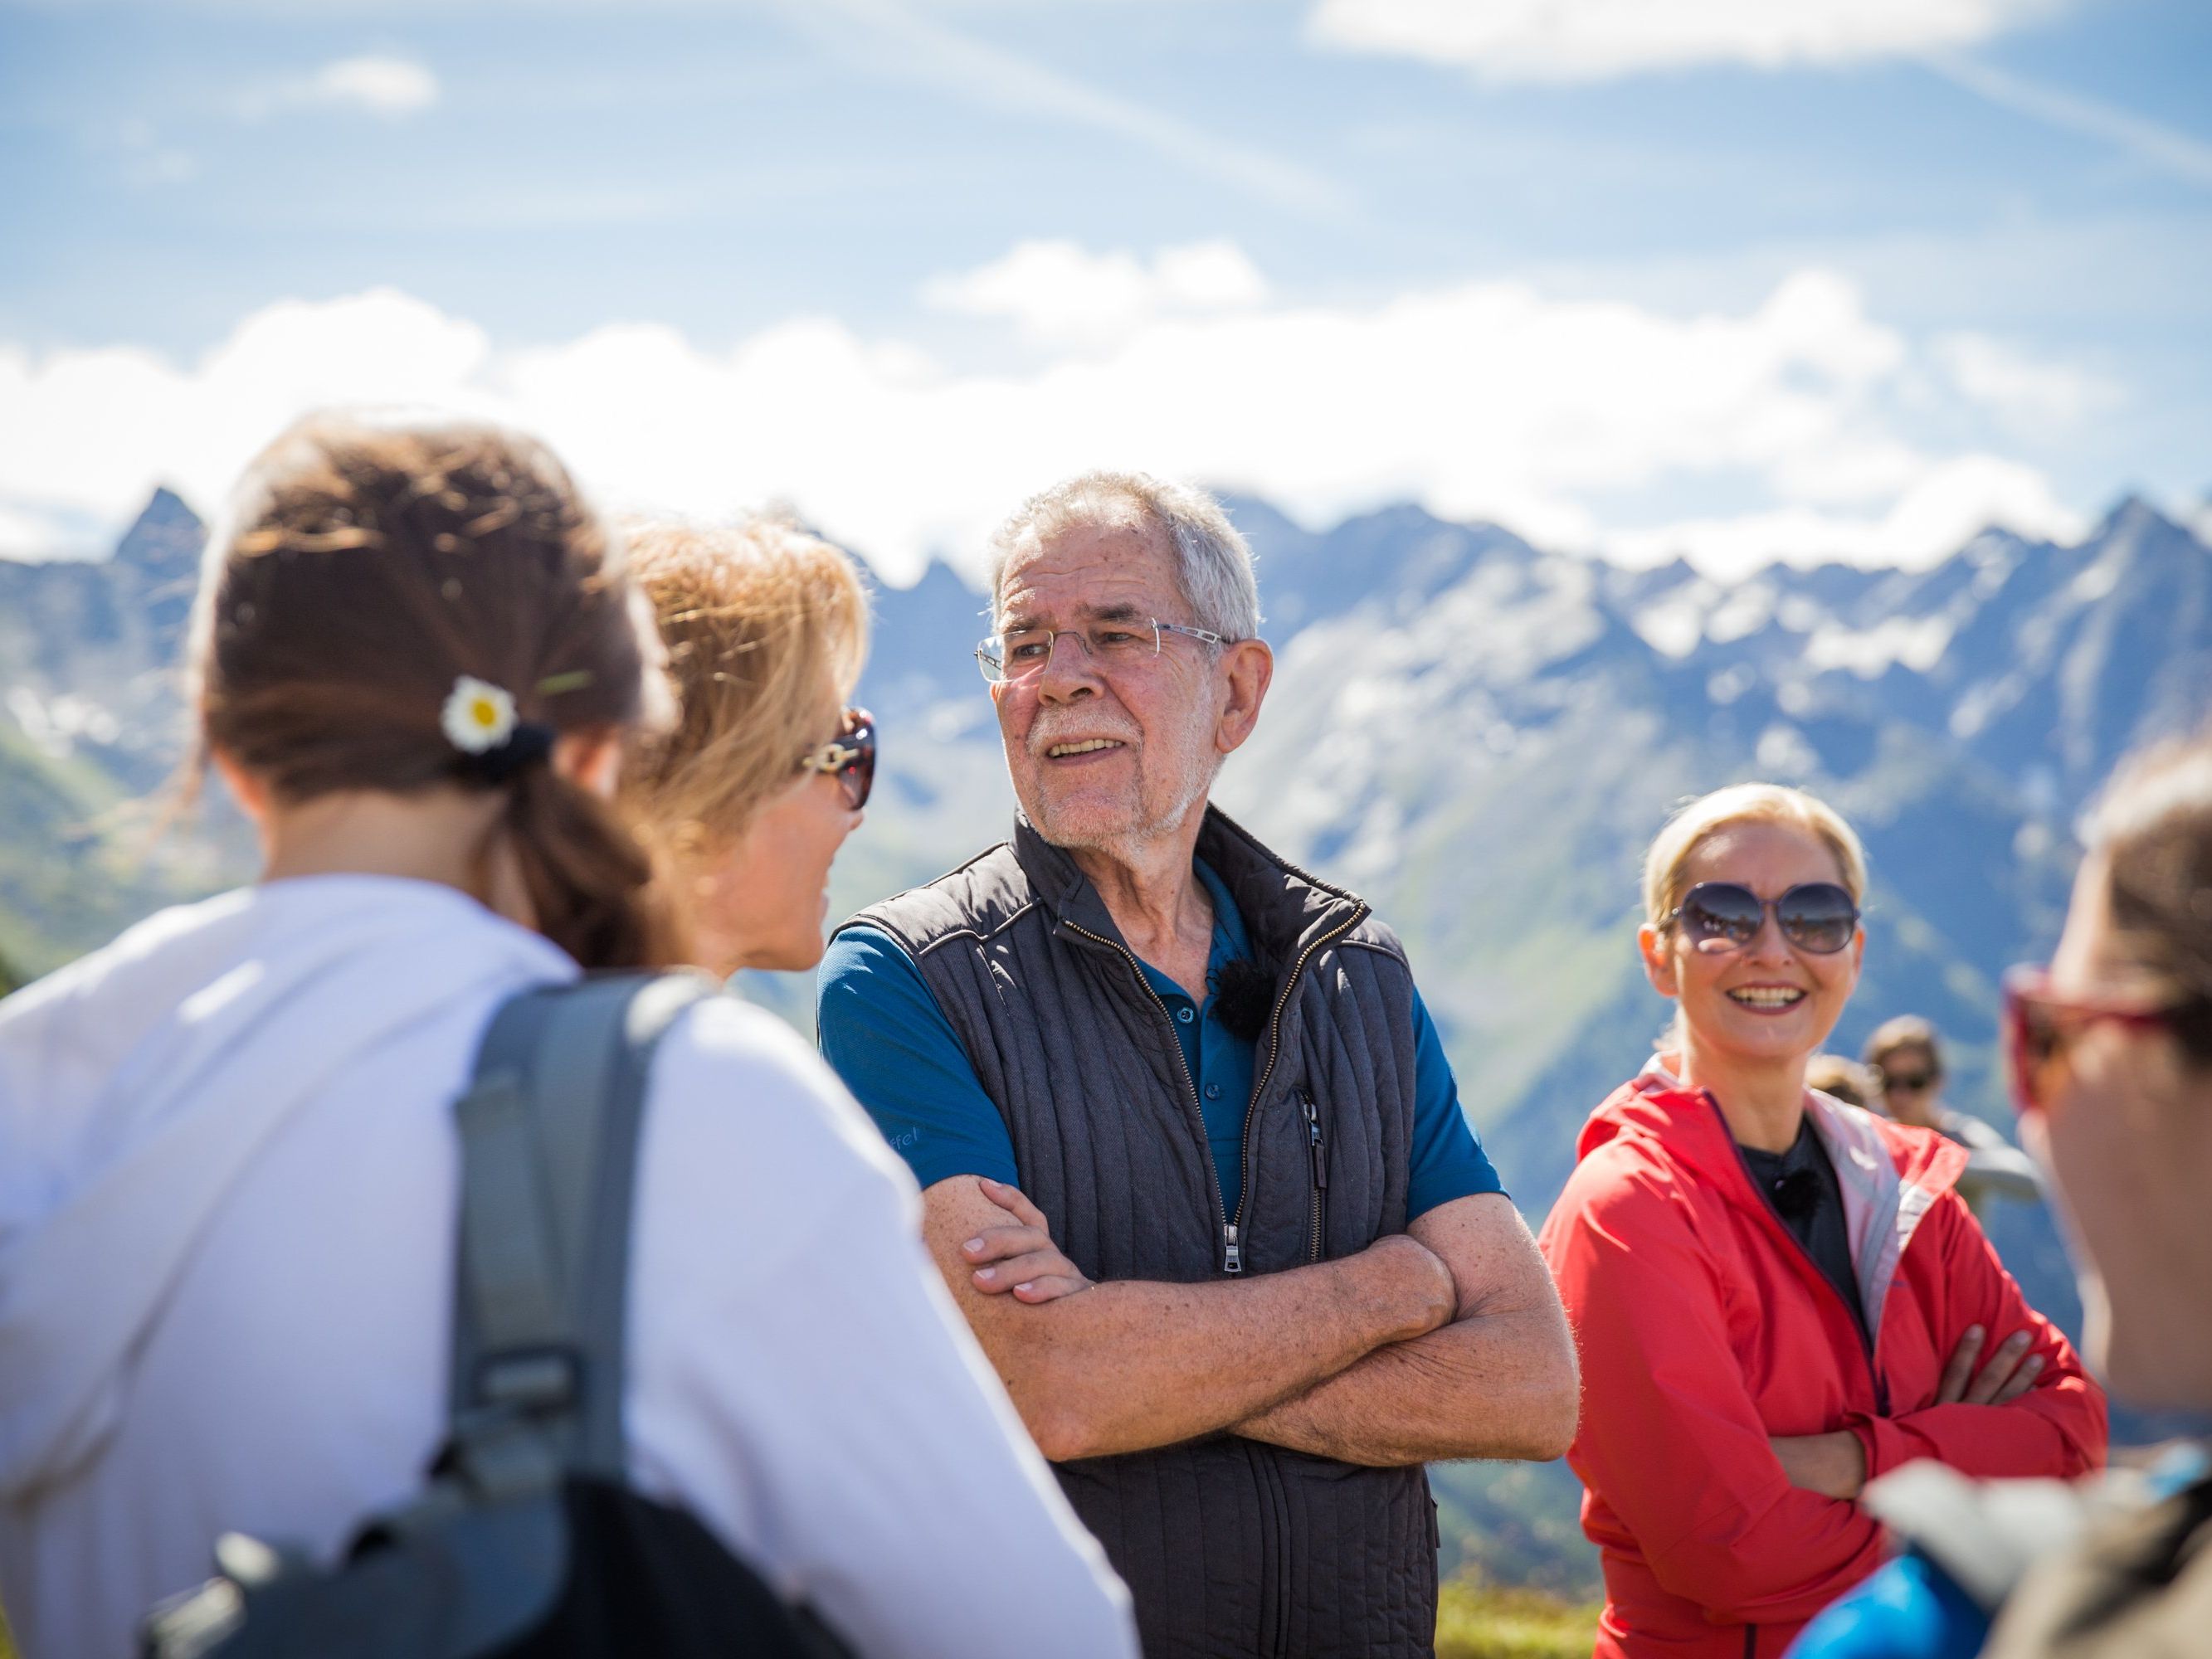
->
<box><xmin>1036</xmin><ymin>631</ymin><xmax>1102</xmax><ymax>701</ymax></box>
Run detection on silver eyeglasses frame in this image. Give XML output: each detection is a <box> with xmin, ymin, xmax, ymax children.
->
<box><xmin>974</xmin><ymin>617</ymin><xmax>1229</xmax><ymax>684</ymax></box>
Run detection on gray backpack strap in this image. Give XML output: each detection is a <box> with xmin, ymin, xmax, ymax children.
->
<box><xmin>446</xmin><ymin>971</ymin><xmax>714</xmax><ymax>1491</ymax></box>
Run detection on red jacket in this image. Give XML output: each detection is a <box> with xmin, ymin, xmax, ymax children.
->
<box><xmin>1537</xmin><ymin>1066</ymin><xmax>2107</xmax><ymax>1659</ymax></box>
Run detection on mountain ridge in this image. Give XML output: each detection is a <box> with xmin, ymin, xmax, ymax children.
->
<box><xmin>5</xmin><ymin>481</ymin><xmax>2205</xmax><ymax>1593</ymax></box>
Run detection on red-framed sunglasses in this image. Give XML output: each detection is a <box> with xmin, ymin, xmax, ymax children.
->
<box><xmin>797</xmin><ymin>706</ymin><xmax>875</xmax><ymax>810</ymax></box>
<box><xmin>2000</xmin><ymin>964</ymin><xmax>2176</xmax><ymax>1117</ymax></box>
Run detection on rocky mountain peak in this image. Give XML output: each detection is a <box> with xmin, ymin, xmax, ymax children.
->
<box><xmin>114</xmin><ymin>486</ymin><xmax>206</xmax><ymax>579</ymax></box>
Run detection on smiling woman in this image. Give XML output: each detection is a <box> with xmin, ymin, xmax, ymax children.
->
<box><xmin>1535</xmin><ymin>783</ymin><xmax>2105</xmax><ymax>1659</ymax></box>
<box><xmin>618</xmin><ymin>516</ymin><xmax>873</xmax><ymax>979</ymax></box>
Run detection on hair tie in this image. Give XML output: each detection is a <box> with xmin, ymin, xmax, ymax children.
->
<box><xmin>441</xmin><ymin>674</ymin><xmax>557</xmax><ymax>785</ymax></box>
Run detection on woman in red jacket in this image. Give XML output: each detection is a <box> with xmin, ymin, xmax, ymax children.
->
<box><xmin>1538</xmin><ymin>783</ymin><xmax>2106</xmax><ymax>1659</ymax></box>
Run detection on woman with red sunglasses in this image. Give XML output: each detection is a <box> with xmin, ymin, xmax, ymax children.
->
<box><xmin>1537</xmin><ymin>783</ymin><xmax>2105</xmax><ymax>1659</ymax></box>
<box><xmin>621</xmin><ymin>516</ymin><xmax>878</xmax><ymax>979</ymax></box>
<box><xmin>1968</xmin><ymin>733</ymin><xmax>2212</xmax><ymax>1657</ymax></box>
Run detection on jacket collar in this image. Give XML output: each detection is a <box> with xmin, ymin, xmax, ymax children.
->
<box><xmin>1587</xmin><ymin>1058</ymin><xmax>1971</xmax><ymax>1340</ymax></box>
<box><xmin>1010</xmin><ymin>804</ymin><xmax>1368</xmax><ymax>970</ymax></box>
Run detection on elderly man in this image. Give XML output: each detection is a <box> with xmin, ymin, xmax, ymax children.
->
<box><xmin>817</xmin><ymin>473</ymin><xmax>1576</xmax><ymax>1657</ymax></box>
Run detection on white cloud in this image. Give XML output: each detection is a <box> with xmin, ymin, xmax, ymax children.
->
<box><xmin>0</xmin><ymin>290</ymin><xmax>490</xmax><ymax>536</ymax></box>
<box><xmin>924</xmin><ymin>239</ymin><xmax>1269</xmax><ymax>347</ymax></box>
<box><xmin>246</xmin><ymin>56</ymin><xmax>441</xmax><ymax>120</ymax></box>
<box><xmin>1934</xmin><ymin>333</ymin><xmax>2119</xmax><ymax>435</ymax></box>
<box><xmin>1308</xmin><ymin>0</ymin><xmax>2057</xmax><ymax>83</ymax></box>
<box><xmin>0</xmin><ymin>254</ymin><xmax>2093</xmax><ymax>584</ymax></box>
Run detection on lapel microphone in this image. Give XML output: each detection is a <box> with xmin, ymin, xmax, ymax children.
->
<box><xmin>1207</xmin><ymin>957</ymin><xmax>1276</xmax><ymax>1044</ymax></box>
<box><xmin>1771</xmin><ymin>1167</ymin><xmax>1825</xmax><ymax>1223</ymax></box>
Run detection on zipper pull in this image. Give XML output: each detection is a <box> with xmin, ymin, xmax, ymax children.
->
<box><xmin>1223</xmin><ymin>1223</ymin><xmax>1243</xmax><ymax>1275</ymax></box>
<box><xmin>1302</xmin><ymin>1092</ymin><xmax>1328</xmax><ymax>1190</ymax></box>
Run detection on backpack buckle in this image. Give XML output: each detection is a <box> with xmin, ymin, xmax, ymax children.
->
<box><xmin>472</xmin><ymin>1345</ymin><xmax>584</xmax><ymax>1414</ymax></box>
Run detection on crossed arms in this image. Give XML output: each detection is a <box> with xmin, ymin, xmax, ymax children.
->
<box><xmin>923</xmin><ymin>1175</ymin><xmax>1579</xmax><ymax>1467</ymax></box>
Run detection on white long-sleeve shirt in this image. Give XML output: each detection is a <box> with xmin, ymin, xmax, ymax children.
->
<box><xmin>0</xmin><ymin>875</ymin><xmax>1134</xmax><ymax>1659</ymax></box>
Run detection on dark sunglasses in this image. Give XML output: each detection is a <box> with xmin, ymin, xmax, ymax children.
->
<box><xmin>2000</xmin><ymin>965</ymin><xmax>2175</xmax><ymax>1118</ymax></box>
<box><xmin>1667</xmin><ymin>881</ymin><xmax>1860</xmax><ymax>956</ymax></box>
<box><xmin>1879</xmin><ymin>1068</ymin><xmax>1938</xmax><ymax>1093</ymax></box>
<box><xmin>797</xmin><ymin>706</ymin><xmax>875</xmax><ymax>810</ymax></box>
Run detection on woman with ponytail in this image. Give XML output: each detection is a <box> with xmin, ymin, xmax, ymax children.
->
<box><xmin>0</xmin><ymin>416</ymin><xmax>1135</xmax><ymax>1659</ymax></box>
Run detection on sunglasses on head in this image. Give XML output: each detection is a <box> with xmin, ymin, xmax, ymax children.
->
<box><xmin>2000</xmin><ymin>965</ymin><xmax>2176</xmax><ymax>1118</ymax></box>
<box><xmin>797</xmin><ymin>706</ymin><xmax>875</xmax><ymax>810</ymax></box>
<box><xmin>1667</xmin><ymin>881</ymin><xmax>1860</xmax><ymax>956</ymax></box>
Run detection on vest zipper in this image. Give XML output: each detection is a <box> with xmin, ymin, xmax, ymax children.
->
<box><xmin>1060</xmin><ymin>918</ymin><xmax>1240</xmax><ymax>1274</ymax></box>
<box><xmin>1236</xmin><ymin>908</ymin><xmax>1366</xmax><ymax>1267</ymax></box>
<box><xmin>1708</xmin><ymin>1096</ymin><xmax>1892</xmax><ymax>1414</ymax></box>
<box><xmin>1301</xmin><ymin>1090</ymin><xmax>1328</xmax><ymax>1264</ymax></box>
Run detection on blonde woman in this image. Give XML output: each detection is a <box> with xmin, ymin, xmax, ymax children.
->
<box><xmin>1537</xmin><ymin>784</ymin><xmax>2105</xmax><ymax>1659</ymax></box>
<box><xmin>620</xmin><ymin>517</ymin><xmax>875</xmax><ymax>978</ymax></box>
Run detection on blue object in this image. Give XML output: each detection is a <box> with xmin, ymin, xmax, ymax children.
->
<box><xmin>818</xmin><ymin>858</ymin><xmax>1502</xmax><ymax>1221</ymax></box>
<box><xmin>1785</xmin><ymin>1553</ymin><xmax>1990</xmax><ymax>1659</ymax></box>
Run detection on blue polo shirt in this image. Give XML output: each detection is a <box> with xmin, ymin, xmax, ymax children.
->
<box><xmin>817</xmin><ymin>859</ymin><xmax>1502</xmax><ymax>1221</ymax></box>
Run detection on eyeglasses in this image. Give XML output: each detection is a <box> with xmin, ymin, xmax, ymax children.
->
<box><xmin>797</xmin><ymin>706</ymin><xmax>875</xmax><ymax>810</ymax></box>
<box><xmin>974</xmin><ymin>617</ymin><xmax>1228</xmax><ymax>684</ymax></box>
<box><xmin>2000</xmin><ymin>965</ymin><xmax>2176</xmax><ymax>1118</ymax></box>
<box><xmin>1665</xmin><ymin>881</ymin><xmax>1860</xmax><ymax>956</ymax></box>
<box><xmin>1879</xmin><ymin>1068</ymin><xmax>1938</xmax><ymax>1094</ymax></box>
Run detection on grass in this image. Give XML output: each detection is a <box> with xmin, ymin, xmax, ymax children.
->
<box><xmin>1435</xmin><ymin>1577</ymin><xmax>1602</xmax><ymax>1659</ymax></box>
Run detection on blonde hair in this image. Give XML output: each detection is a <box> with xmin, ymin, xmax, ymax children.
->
<box><xmin>1641</xmin><ymin>782</ymin><xmax>1869</xmax><ymax>927</ymax></box>
<box><xmin>621</xmin><ymin>516</ymin><xmax>870</xmax><ymax>855</ymax></box>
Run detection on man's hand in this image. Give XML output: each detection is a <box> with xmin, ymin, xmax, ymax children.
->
<box><xmin>1769</xmin><ymin>1431</ymin><xmax>1868</xmax><ymax>1500</ymax></box>
<box><xmin>961</xmin><ymin>1178</ymin><xmax>1093</xmax><ymax>1303</ymax></box>
<box><xmin>1934</xmin><ymin>1324</ymin><xmax>2043</xmax><ymax>1405</ymax></box>
<box><xmin>1228</xmin><ymin>1194</ymin><xmax>1578</xmax><ymax>1466</ymax></box>
<box><xmin>1359</xmin><ymin>1231</ymin><xmax>1462</xmax><ymax>1342</ymax></box>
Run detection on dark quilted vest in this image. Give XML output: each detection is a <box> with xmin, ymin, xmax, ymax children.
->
<box><xmin>845</xmin><ymin>808</ymin><xmax>1438</xmax><ymax>1659</ymax></box>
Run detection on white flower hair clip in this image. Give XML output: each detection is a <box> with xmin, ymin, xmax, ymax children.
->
<box><xmin>441</xmin><ymin>675</ymin><xmax>556</xmax><ymax>782</ymax></box>
<box><xmin>441</xmin><ymin>676</ymin><xmax>517</xmax><ymax>753</ymax></box>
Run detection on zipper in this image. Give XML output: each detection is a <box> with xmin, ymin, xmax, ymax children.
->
<box><xmin>1301</xmin><ymin>1089</ymin><xmax>1328</xmax><ymax>1263</ymax></box>
<box><xmin>1061</xmin><ymin>917</ymin><xmax>1240</xmax><ymax>1273</ymax></box>
<box><xmin>1235</xmin><ymin>907</ymin><xmax>1367</xmax><ymax>1264</ymax></box>
<box><xmin>1708</xmin><ymin>1096</ymin><xmax>1891</xmax><ymax>1414</ymax></box>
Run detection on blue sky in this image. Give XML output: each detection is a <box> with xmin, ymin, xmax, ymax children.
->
<box><xmin>2</xmin><ymin>0</ymin><xmax>2206</xmax><ymax>580</ymax></box>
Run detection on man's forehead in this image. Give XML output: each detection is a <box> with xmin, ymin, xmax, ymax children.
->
<box><xmin>996</xmin><ymin>518</ymin><xmax>1178</xmax><ymax>622</ymax></box>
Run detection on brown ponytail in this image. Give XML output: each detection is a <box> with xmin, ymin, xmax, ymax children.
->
<box><xmin>192</xmin><ymin>413</ymin><xmax>684</xmax><ymax>969</ymax></box>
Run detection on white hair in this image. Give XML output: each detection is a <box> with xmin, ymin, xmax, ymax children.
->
<box><xmin>987</xmin><ymin>471</ymin><xmax>1261</xmax><ymax>641</ymax></box>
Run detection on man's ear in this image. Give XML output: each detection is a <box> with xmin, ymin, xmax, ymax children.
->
<box><xmin>1215</xmin><ymin>638</ymin><xmax>1274</xmax><ymax>755</ymax></box>
<box><xmin>1637</xmin><ymin>922</ymin><xmax>1680</xmax><ymax>998</ymax></box>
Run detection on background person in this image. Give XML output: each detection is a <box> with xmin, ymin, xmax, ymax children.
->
<box><xmin>1864</xmin><ymin>1016</ymin><xmax>2044</xmax><ymax>1221</ymax></box>
<box><xmin>618</xmin><ymin>516</ymin><xmax>875</xmax><ymax>978</ymax></box>
<box><xmin>817</xmin><ymin>470</ymin><xmax>1577</xmax><ymax>1658</ymax></box>
<box><xmin>1807</xmin><ymin>1053</ymin><xmax>1878</xmax><ymax>1110</ymax></box>
<box><xmin>1538</xmin><ymin>783</ymin><xmax>2106</xmax><ymax>1659</ymax></box>
<box><xmin>0</xmin><ymin>416</ymin><xmax>1135</xmax><ymax>1659</ymax></box>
